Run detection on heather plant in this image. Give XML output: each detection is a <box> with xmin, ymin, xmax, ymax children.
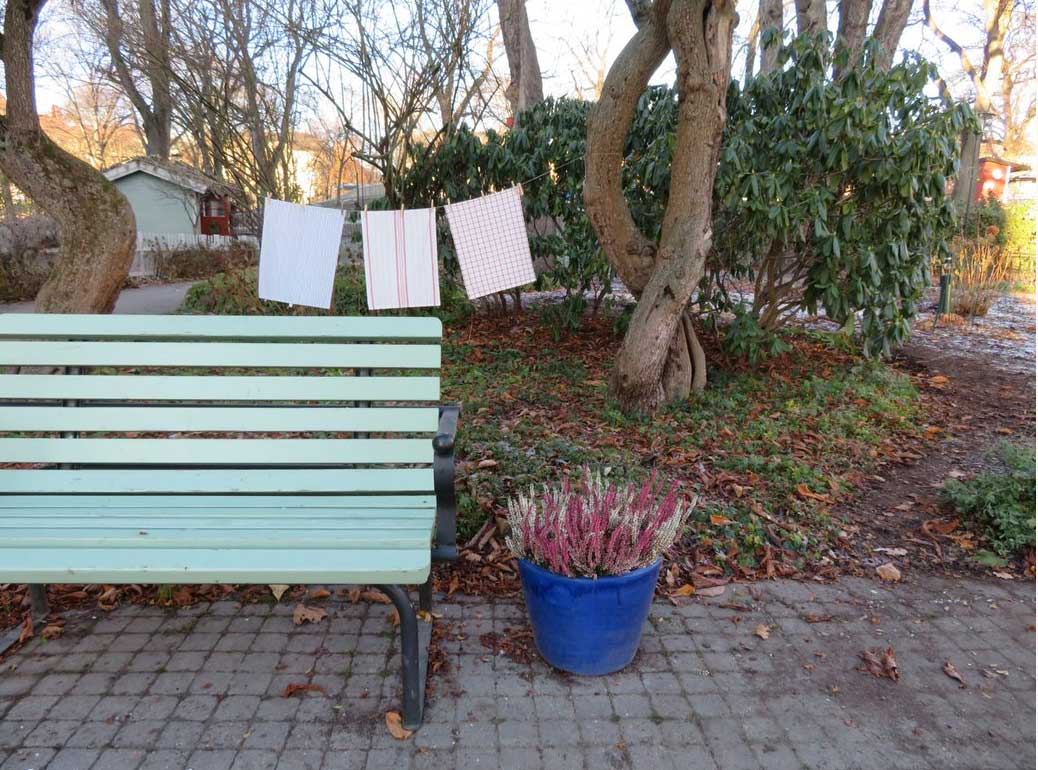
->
<box><xmin>505</xmin><ymin>470</ymin><xmax>693</xmax><ymax>578</ymax></box>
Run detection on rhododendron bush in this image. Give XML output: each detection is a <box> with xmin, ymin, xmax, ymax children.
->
<box><xmin>505</xmin><ymin>470</ymin><xmax>693</xmax><ymax>577</ymax></box>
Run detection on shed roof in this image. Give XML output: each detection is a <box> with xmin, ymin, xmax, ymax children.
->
<box><xmin>103</xmin><ymin>157</ymin><xmax>239</xmax><ymax>197</ymax></box>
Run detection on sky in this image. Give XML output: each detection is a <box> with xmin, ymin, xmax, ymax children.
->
<box><xmin>31</xmin><ymin>0</ymin><xmax>1022</xmax><ymax>134</ymax></box>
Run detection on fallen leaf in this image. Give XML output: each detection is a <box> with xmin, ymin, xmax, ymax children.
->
<box><xmin>269</xmin><ymin>585</ymin><xmax>290</xmax><ymax>601</ymax></box>
<box><xmin>876</xmin><ymin>563</ymin><xmax>901</xmax><ymax>582</ymax></box>
<box><xmin>927</xmin><ymin>375</ymin><xmax>949</xmax><ymax>386</ymax></box>
<box><xmin>796</xmin><ymin>483</ymin><xmax>831</xmax><ymax>502</ymax></box>
<box><xmin>476</xmin><ymin>459</ymin><xmax>499</xmax><ymax>469</ymax></box>
<box><xmin>292</xmin><ymin>604</ymin><xmax>327</xmax><ymax>626</ymax></box>
<box><xmin>874</xmin><ymin>547</ymin><xmax>908</xmax><ymax>557</ymax></box>
<box><xmin>360</xmin><ymin>589</ymin><xmax>391</xmax><ymax>604</ymax></box>
<box><xmin>309</xmin><ymin>588</ymin><xmax>332</xmax><ymax>599</ymax></box>
<box><xmin>40</xmin><ymin>624</ymin><xmax>64</xmax><ymax>640</ymax></box>
<box><xmin>673</xmin><ymin>584</ymin><xmax>696</xmax><ymax>597</ymax></box>
<box><xmin>992</xmin><ymin>571</ymin><xmax>1014</xmax><ymax>580</ymax></box>
<box><xmin>943</xmin><ymin>661</ymin><xmax>967</xmax><ymax>688</ymax></box>
<box><xmin>859</xmin><ymin>647</ymin><xmax>899</xmax><ymax>681</ymax></box>
<box><xmin>754</xmin><ymin>624</ymin><xmax>771</xmax><ymax>640</ymax></box>
<box><xmin>385</xmin><ymin>711</ymin><xmax>413</xmax><ymax>740</ymax></box>
<box><xmin>17</xmin><ymin>615</ymin><xmax>33</xmax><ymax>644</ymax></box>
<box><xmin>283</xmin><ymin>682</ymin><xmax>327</xmax><ymax>697</ymax></box>
<box><xmin>710</xmin><ymin>514</ymin><xmax>733</xmax><ymax>526</ymax></box>
<box><xmin>804</xmin><ymin>613</ymin><xmax>834</xmax><ymax>623</ymax></box>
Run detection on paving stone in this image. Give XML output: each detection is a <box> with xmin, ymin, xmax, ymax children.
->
<box><xmin>0</xmin><ymin>578</ymin><xmax>1032</xmax><ymax>770</ymax></box>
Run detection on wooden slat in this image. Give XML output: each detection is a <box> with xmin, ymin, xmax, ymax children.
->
<box><xmin>0</xmin><ymin>494</ymin><xmax>435</xmax><ymax>509</ymax></box>
<box><xmin>0</xmin><ymin>548</ymin><xmax>432</xmax><ymax>584</ymax></box>
<box><xmin>0</xmin><ymin>375</ymin><xmax>440</xmax><ymax>402</ymax></box>
<box><xmin>0</xmin><ymin>314</ymin><xmax>443</xmax><ymax>342</ymax></box>
<box><xmin>0</xmin><ymin>406</ymin><xmax>439</xmax><ymax>433</ymax></box>
<box><xmin>0</xmin><ymin>438</ymin><xmax>432</xmax><ymax>465</ymax></box>
<box><xmin>0</xmin><ymin>513</ymin><xmax>433</xmax><ymax>527</ymax></box>
<box><xmin>0</xmin><ymin>341</ymin><xmax>440</xmax><ymax>369</ymax></box>
<box><xmin>0</xmin><ymin>528</ymin><xmax>434</xmax><ymax>549</ymax></box>
<box><xmin>0</xmin><ymin>468</ymin><xmax>434</xmax><ymax>494</ymax></box>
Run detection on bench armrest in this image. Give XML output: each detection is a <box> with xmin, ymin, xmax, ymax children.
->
<box><xmin>431</xmin><ymin>404</ymin><xmax>460</xmax><ymax>562</ymax></box>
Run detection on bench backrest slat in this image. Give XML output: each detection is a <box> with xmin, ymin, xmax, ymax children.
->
<box><xmin>0</xmin><ymin>406</ymin><xmax>439</xmax><ymax>433</ymax></box>
<box><xmin>0</xmin><ymin>341</ymin><xmax>441</xmax><ymax>369</ymax></box>
<box><xmin>0</xmin><ymin>314</ymin><xmax>442</xmax><ymax>342</ymax></box>
<box><xmin>0</xmin><ymin>374</ymin><xmax>440</xmax><ymax>401</ymax></box>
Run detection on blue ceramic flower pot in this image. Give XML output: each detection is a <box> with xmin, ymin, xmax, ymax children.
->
<box><xmin>517</xmin><ymin>558</ymin><xmax>662</xmax><ymax>675</ymax></box>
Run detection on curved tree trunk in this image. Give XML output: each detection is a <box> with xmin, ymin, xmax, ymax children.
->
<box><xmin>1</xmin><ymin>0</ymin><xmax>136</xmax><ymax>313</ymax></box>
<box><xmin>585</xmin><ymin>0</ymin><xmax>735</xmax><ymax>414</ymax></box>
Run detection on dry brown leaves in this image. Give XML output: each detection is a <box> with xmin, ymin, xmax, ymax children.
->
<box><xmin>942</xmin><ymin>661</ymin><xmax>967</xmax><ymax>688</ymax></box>
<box><xmin>292</xmin><ymin>604</ymin><xmax>327</xmax><ymax>626</ymax></box>
<box><xmin>859</xmin><ymin>647</ymin><xmax>900</xmax><ymax>681</ymax></box>
<box><xmin>480</xmin><ymin>626</ymin><xmax>537</xmax><ymax>666</ymax></box>
<box><xmin>385</xmin><ymin>711</ymin><xmax>414</xmax><ymax>740</ymax></box>
<box><xmin>875</xmin><ymin>563</ymin><xmax>902</xmax><ymax>582</ymax></box>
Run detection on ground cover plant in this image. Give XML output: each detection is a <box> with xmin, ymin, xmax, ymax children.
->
<box><xmin>943</xmin><ymin>441</ymin><xmax>1036</xmax><ymax>559</ymax></box>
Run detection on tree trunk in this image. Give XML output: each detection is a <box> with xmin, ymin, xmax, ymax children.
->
<box><xmin>835</xmin><ymin>0</ymin><xmax>872</xmax><ymax>76</ymax></box>
<box><xmin>794</xmin><ymin>0</ymin><xmax>826</xmax><ymax>36</ymax></box>
<box><xmin>0</xmin><ymin>0</ymin><xmax>136</xmax><ymax>313</ymax></box>
<box><xmin>497</xmin><ymin>0</ymin><xmax>543</xmax><ymax>116</ymax></box>
<box><xmin>759</xmin><ymin>0</ymin><xmax>783</xmax><ymax>74</ymax></box>
<box><xmin>871</xmin><ymin>0</ymin><xmax>913</xmax><ymax>70</ymax></box>
<box><xmin>585</xmin><ymin>0</ymin><xmax>735</xmax><ymax>414</ymax></box>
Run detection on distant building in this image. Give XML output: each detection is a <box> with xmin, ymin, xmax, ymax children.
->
<box><xmin>311</xmin><ymin>183</ymin><xmax>387</xmax><ymax>210</ymax></box>
<box><xmin>103</xmin><ymin>157</ymin><xmax>241</xmax><ymax>238</ymax></box>
<box><xmin>103</xmin><ymin>157</ymin><xmax>252</xmax><ymax>276</ymax></box>
<box><xmin>976</xmin><ymin>155</ymin><xmax>1032</xmax><ymax>202</ymax></box>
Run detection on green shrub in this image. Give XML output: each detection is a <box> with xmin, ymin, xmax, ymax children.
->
<box><xmin>181</xmin><ymin>263</ymin><xmax>472</xmax><ymax>324</ymax></box>
<box><xmin>943</xmin><ymin>442</ymin><xmax>1036</xmax><ymax>557</ymax></box>
<box><xmin>152</xmin><ymin>241</ymin><xmax>257</xmax><ymax>281</ymax></box>
<box><xmin>960</xmin><ymin>196</ymin><xmax>1009</xmax><ymax>245</ymax></box>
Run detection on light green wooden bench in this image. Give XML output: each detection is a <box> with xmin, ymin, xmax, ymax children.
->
<box><xmin>0</xmin><ymin>314</ymin><xmax>459</xmax><ymax>730</ymax></box>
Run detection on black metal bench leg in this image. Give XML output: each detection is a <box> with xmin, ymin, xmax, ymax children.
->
<box><xmin>379</xmin><ymin>585</ymin><xmax>427</xmax><ymax>730</ymax></box>
<box><xmin>29</xmin><ymin>585</ymin><xmax>49</xmax><ymax>618</ymax></box>
<box><xmin>419</xmin><ymin>578</ymin><xmax>433</xmax><ymax>614</ymax></box>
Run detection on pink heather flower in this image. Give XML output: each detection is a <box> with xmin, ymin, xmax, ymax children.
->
<box><xmin>504</xmin><ymin>468</ymin><xmax>695</xmax><ymax>578</ymax></box>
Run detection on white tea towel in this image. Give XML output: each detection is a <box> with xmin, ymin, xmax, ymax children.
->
<box><xmin>444</xmin><ymin>187</ymin><xmax>535</xmax><ymax>299</ymax></box>
<box><xmin>361</xmin><ymin>208</ymin><xmax>440</xmax><ymax>310</ymax></box>
<box><xmin>258</xmin><ymin>198</ymin><xmax>345</xmax><ymax>309</ymax></box>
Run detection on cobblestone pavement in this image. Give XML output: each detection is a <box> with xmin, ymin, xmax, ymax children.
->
<box><xmin>1</xmin><ymin>575</ymin><xmax>1034</xmax><ymax>770</ymax></box>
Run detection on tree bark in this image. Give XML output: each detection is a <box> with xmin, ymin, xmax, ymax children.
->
<box><xmin>759</xmin><ymin>0</ymin><xmax>783</xmax><ymax>74</ymax></box>
<box><xmin>0</xmin><ymin>0</ymin><xmax>136</xmax><ymax>313</ymax></box>
<box><xmin>835</xmin><ymin>0</ymin><xmax>872</xmax><ymax>76</ymax></box>
<box><xmin>497</xmin><ymin>0</ymin><xmax>543</xmax><ymax>116</ymax></box>
<box><xmin>585</xmin><ymin>0</ymin><xmax>735</xmax><ymax>414</ymax></box>
<box><xmin>794</xmin><ymin>0</ymin><xmax>827</xmax><ymax>36</ymax></box>
<box><xmin>871</xmin><ymin>0</ymin><xmax>913</xmax><ymax>70</ymax></box>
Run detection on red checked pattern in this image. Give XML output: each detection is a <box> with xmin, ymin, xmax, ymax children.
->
<box><xmin>444</xmin><ymin>187</ymin><xmax>536</xmax><ymax>299</ymax></box>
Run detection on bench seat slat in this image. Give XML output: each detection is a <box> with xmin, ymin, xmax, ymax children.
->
<box><xmin>0</xmin><ymin>547</ymin><xmax>431</xmax><ymax>585</ymax></box>
<box><xmin>0</xmin><ymin>406</ymin><xmax>439</xmax><ymax>433</ymax></box>
<box><xmin>0</xmin><ymin>341</ymin><xmax>441</xmax><ymax>369</ymax></box>
<box><xmin>0</xmin><ymin>528</ymin><xmax>434</xmax><ymax>549</ymax></box>
<box><xmin>0</xmin><ymin>514</ymin><xmax>432</xmax><ymax>528</ymax></box>
<box><xmin>0</xmin><ymin>494</ymin><xmax>435</xmax><ymax>509</ymax></box>
<box><xmin>0</xmin><ymin>375</ymin><xmax>440</xmax><ymax>402</ymax></box>
<box><xmin>0</xmin><ymin>314</ymin><xmax>443</xmax><ymax>342</ymax></box>
<box><xmin>0</xmin><ymin>438</ymin><xmax>433</xmax><ymax>465</ymax></box>
<box><xmin>0</xmin><ymin>468</ymin><xmax>434</xmax><ymax>494</ymax></box>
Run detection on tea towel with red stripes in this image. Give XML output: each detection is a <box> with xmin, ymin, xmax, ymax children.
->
<box><xmin>361</xmin><ymin>207</ymin><xmax>441</xmax><ymax>310</ymax></box>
